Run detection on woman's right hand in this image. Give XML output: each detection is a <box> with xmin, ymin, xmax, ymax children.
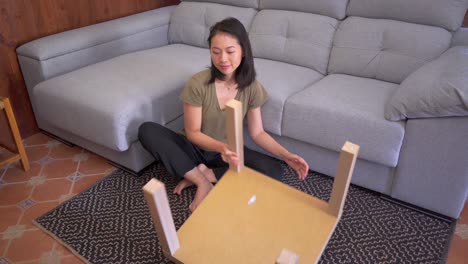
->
<box><xmin>220</xmin><ymin>145</ymin><xmax>240</xmax><ymax>166</ymax></box>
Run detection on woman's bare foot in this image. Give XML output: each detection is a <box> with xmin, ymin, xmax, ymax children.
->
<box><xmin>197</xmin><ymin>163</ymin><xmax>217</xmax><ymax>183</ymax></box>
<box><xmin>173</xmin><ymin>164</ymin><xmax>217</xmax><ymax>195</ymax></box>
<box><xmin>189</xmin><ymin>180</ymin><xmax>213</xmax><ymax>212</ymax></box>
<box><xmin>174</xmin><ymin>179</ymin><xmax>193</xmax><ymax>195</ymax></box>
<box><xmin>181</xmin><ymin>166</ymin><xmax>215</xmax><ymax>212</ymax></box>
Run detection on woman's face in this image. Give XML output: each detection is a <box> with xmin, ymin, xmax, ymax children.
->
<box><xmin>210</xmin><ymin>32</ymin><xmax>243</xmax><ymax>80</ymax></box>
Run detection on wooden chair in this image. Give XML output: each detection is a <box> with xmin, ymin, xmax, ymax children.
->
<box><xmin>0</xmin><ymin>97</ymin><xmax>30</xmax><ymax>171</ymax></box>
<box><xmin>143</xmin><ymin>99</ymin><xmax>359</xmax><ymax>264</ymax></box>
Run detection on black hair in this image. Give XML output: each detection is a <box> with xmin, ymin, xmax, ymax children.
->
<box><xmin>207</xmin><ymin>17</ymin><xmax>256</xmax><ymax>90</ymax></box>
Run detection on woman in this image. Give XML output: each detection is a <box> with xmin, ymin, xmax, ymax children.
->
<box><xmin>139</xmin><ymin>17</ymin><xmax>309</xmax><ymax>212</ymax></box>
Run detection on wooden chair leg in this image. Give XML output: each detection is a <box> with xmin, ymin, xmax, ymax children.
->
<box><xmin>328</xmin><ymin>141</ymin><xmax>360</xmax><ymax>219</ymax></box>
<box><xmin>143</xmin><ymin>178</ymin><xmax>180</xmax><ymax>260</ymax></box>
<box><xmin>0</xmin><ymin>97</ymin><xmax>30</xmax><ymax>171</ymax></box>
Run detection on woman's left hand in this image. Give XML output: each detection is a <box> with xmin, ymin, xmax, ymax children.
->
<box><xmin>285</xmin><ymin>153</ymin><xmax>309</xmax><ymax>180</ymax></box>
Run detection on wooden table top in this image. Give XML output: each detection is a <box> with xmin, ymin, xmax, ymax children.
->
<box><xmin>174</xmin><ymin>167</ymin><xmax>338</xmax><ymax>264</ymax></box>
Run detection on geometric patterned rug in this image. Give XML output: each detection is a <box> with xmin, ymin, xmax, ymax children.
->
<box><xmin>34</xmin><ymin>163</ymin><xmax>455</xmax><ymax>264</ymax></box>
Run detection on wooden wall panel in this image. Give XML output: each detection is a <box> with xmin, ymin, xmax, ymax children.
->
<box><xmin>464</xmin><ymin>10</ymin><xmax>468</xmax><ymax>27</ymax></box>
<box><xmin>0</xmin><ymin>0</ymin><xmax>179</xmax><ymax>141</ymax></box>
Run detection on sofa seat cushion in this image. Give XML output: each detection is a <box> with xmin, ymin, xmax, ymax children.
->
<box><xmin>254</xmin><ymin>58</ymin><xmax>323</xmax><ymax>135</ymax></box>
<box><xmin>282</xmin><ymin>74</ymin><xmax>404</xmax><ymax>167</ymax></box>
<box><xmin>34</xmin><ymin>44</ymin><xmax>210</xmax><ymax>152</ymax></box>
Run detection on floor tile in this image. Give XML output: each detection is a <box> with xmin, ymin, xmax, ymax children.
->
<box><xmin>71</xmin><ymin>174</ymin><xmax>107</xmax><ymax>195</ymax></box>
<box><xmin>81</xmin><ymin>149</ymin><xmax>99</xmax><ymax>158</ymax></box>
<box><xmin>2</xmin><ymin>225</ymin><xmax>27</xmax><ymax>240</ymax></box>
<box><xmin>38</xmin><ymin>248</ymin><xmax>62</xmax><ymax>264</ymax></box>
<box><xmin>61</xmin><ymin>254</ymin><xmax>85</xmax><ymax>264</ymax></box>
<box><xmin>17</xmin><ymin>199</ymin><xmax>35</xmax><ymax>210</ymax></box>
<box><xmin>78</xmin><ymin>156</ymin><xmax>115</xmax><ymax>175</ymax></box>
<box><xmin>24</xmin><ymin>146</ymin><xmax>49</xmax><ymax>163</ymax></box>
<box><xmin>0</xmin><ymin>148</ymin><xmax>16</xmax><ymax>170</ymax></box>
<box><xmin>458</xmin><ymin>202</ymin><xmax>468</xmax><ymax>224</ymax></box>
<box><xmin>1</xmin><ymin>163</ymin><xmax>41</xmax><ymax>184</ymax></box>
<box><xmin>447</xmin><ymin>234</ymin><xmax>468</xmax><ymax>264</ymax></box>
<box><xmin>31</xmin><ymin>179</ymin><xmax>72</xmax><ymax>202</ymax></box>
<box><xmin>5</xmin><ymin>229</ymin><xmax>54</xmax><ymax>262</ymax></box>
<box><xmin>0</xmin><ymin>167</ymin><xmax>6</xmax><ymax>179</ymax></box>
<box><xmin>0</xmin><ymin>206</ymin><xmax>22</xmax><ymax>233</ymax></box>
<box><xmin>57</xmin><ymin>194</ymin><xmax>75</xmax><ymax>204</ymax></box>
<box><xmin>19</xmin><ymin>201</ymin><xmax>60</xmax><ymax>229</ymax></box>
<box><xmin>48</xmin><ymin>145</ymin><xmax>82</xmax><ymax>160</ymax></box>
<box><xmin>23</xmin><ymin>133</ymin><xmax>53</xmax><ymax>147</ymax></box>
<box><xmin>41</xmin><ymin>160</ymin><xmax>78</xmax><ymax>180</ymax></box>
<box><xmin>0</xmin><ymin>183</ymin><xmax>33</xmax><ymax>206</ymax></box>
<box><xmin>15</xmin><ymin>260</ymin><xmax>40</xmax><ymax>264</ymax></box>
<box><xmin>53</xmin><ymin>242</ymin><xmax>73</xmax><ymax>258</ymax></box>
<box><xmin>0</xmin><ymin>238</ymin><xmax>9</xmax><ymax>257</ymax></box>
<box><xmin>455</xmin><ymin>223</ymin><xmax>468</xmax><ymax>241</ymax></box>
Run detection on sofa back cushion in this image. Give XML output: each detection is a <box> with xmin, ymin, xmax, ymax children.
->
<box><xmin>328</xmin><ymin>17</ymin><xmax>452</xmax><ymax>84</ymax></box>
<box><xmin>347</xmin><ymin>0</ymin><xmax>468</xmax><ymax>32</ymax></box>
<box><xmin>259</xmin><ymin>0</ymin><xmax>349</xmax><ymax>20</ymax></box>
<box><xmin>250</xmin><ymin>10</ymin><xmax>338</xmax><ymax>75</ymax></box>
<box><xmin>169</xmin><ymin>2</ymin><xmax>257</xmax><ymax>48</ymax></box>
<box><xmin>180</xmin><ymin>0</ymin><xmax>259</xmax><ymax>9</ymax></box>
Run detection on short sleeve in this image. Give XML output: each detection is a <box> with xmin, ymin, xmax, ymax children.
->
<box><xmin>179</xmin><ymin>77</ymin><xmax>204</xmax><ymax>107</ymax></box>
<box><xmin>248</xmin><ymin>80</ymin><xmax>269</xmax><ymax>110</ymax></box>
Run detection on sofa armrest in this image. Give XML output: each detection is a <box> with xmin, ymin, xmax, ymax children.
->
<box><xmin>385</xmin><ymin>46</ymin><xmax>468</xmax><ymax>121</ymax></box>
<box><xmin>452</xmin><ymin>27</ymin><xmax>468</xmax><ymax>47</ymax></box>
<box><xmin>17</xmin><ymin>5</ymin><xmax>176</xmax><ymax>96</ymax></box>
<box><xmin>17</xmin><ymin>6</ymin><xmax>176</xmax><ymax>60</ymax></box>
<box><xmin>390</xmin><ymin>116</ymin><xmax>468</xmax><ymax>218</ymax></box>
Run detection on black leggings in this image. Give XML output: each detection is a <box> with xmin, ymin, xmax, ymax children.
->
<box><xmin>138</xmin><ymin>122</ymin><xmax>282</xmax><ymax>181</ymax></box>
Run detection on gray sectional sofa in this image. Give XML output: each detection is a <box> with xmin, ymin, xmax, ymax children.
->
<box><xmin>17</xmin><ymin>0</ymin><xmax>468</xmax><ymax>218</ymax></box>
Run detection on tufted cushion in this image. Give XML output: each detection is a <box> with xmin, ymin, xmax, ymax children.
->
<box><xmin>347</xmin><ymin>0</ymin><xmax>468</xmax><ymax>32</ymax></box>
<box><xmin>283</xmin><ymin>74</ymin><xmax>404</xmax><ymax>167</ymax></box>
<box><xmin>328</xmin><ymin>17</ymin><xmax>452</xmax><ymax>84</ymax></box>
<box><xmin>259</xmin><ymin>0</ymin><xmax>349</xmax><ymax>20</ymax></box>
<box><xmin>250</xmin><ymin>10</ymin><xmax>338</xmax><ymax>74</ymax></box>
<box><xmin>169</xmin><ymin>2</ymin><xmax>257</xmax><ymax>48</ymax></box>
<box><xmin>180</xmin><ymin>0</ymin><xmax>259</xmax><ymax>9</ymax></box>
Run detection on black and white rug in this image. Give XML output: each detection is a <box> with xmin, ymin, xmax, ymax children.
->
<box><xmin>34</xmin><ymin>163</ymin><xmax>455</xmax><ymax>263</ymax></box>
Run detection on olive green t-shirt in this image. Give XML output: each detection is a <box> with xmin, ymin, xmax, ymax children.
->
<box><xmin>179</xmin><ymin>69</ymin><xmax>268</xmax><ymax>143</ymax></box>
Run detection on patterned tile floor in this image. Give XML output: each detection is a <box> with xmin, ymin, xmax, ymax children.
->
<box><xmin>0</xmin><ymin>132</ymin><xmax>467</xmax><ymax>263</ymax></box>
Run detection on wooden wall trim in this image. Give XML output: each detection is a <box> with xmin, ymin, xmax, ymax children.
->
<box><xmin>0</xmin><ymin>0</ymin><xmax>180</xmax><ymax>139</ymax></box>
